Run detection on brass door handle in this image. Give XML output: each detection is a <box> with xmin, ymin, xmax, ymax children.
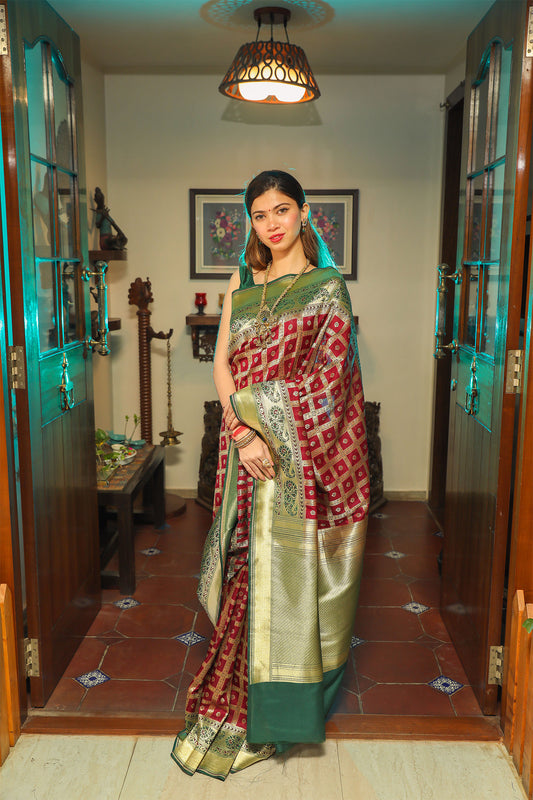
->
<box><xmin>59</xmin><ymin>353</ymin><xmax>74</xmax><ymax>411</ymax></box>
<box><xmin>82</xmin><ymin>260</ymin><xmax>111</xmax><ymax>355</ymax></box>
<box><xmin>434</xmin><ymin>264</ymin><xmax>460</xmax><ymax>359</ymax></box>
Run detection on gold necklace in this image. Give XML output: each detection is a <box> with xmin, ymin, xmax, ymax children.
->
<box><xmin>254</xmin><ymin>259</ymin><xmax>310</xmax><ymax>347</ymax></box>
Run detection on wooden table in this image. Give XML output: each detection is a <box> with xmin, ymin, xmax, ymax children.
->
<box><xmin>97</xmin><ymin>444</ymin><xmax>165</xmax><ymax>594</ymax></box>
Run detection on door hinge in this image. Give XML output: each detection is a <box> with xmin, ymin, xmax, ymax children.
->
<box><xmin>505</xmin><ymin>349</ymin><xmax>523</xmax><ymax>394</ymax></box>
<box><xmin>7</xmin><ymin>345</ymin><xmax>26</xmax><ymax>390</ymax></box>
<box><xmin>527</xmin><ymin>6</ymin><xmax>533</xmax><ymax>57</ymax></box>
<box><xmin>24</xmin><ymin>637</ymin><xmax>40</xmax><ymax>678</ymax></box>
<box><xmin>0</xmin><ymin>6</ymin><xmax>7</xmax><ymax>57</ymax></box>
<box><xmin>488</xmin><ymin>644</ymin><xmax>504</xmax><ymax>685</ymax></box>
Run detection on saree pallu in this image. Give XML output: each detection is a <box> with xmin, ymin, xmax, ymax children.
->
<box><xmin>172</xmin><ymin>267</ymin><xmax>369</xmax><ymax>779</ymax></box>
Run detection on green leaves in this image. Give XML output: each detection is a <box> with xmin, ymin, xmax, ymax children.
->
<box><xmin>523</xmin><ymin>618</ymin><xmax>533</xmax><ymax>634</ymax></box>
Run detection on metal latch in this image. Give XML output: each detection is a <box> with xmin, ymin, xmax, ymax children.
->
<box><xmin>505</xmin><ymin>349</ymin><xmax>523</xmax><ymax>394</ymax></box>
<box><xmin>24</xmin><ymin>637</ymin><xmax>40</xmax><ymax>678</ymax></box>
<box><xmin>488</xmin><ymin>644</ymin><xmax>504</xmax><ymax>685</ymax></box>
<box><xmin>7</xmin><ymin>345</ymin><xmax>26</xmax><ymax>390</ymax></box>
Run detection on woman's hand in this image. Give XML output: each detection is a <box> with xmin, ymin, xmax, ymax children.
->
<box><xmin>238</xmin><ymin>436</ymin><xmax>275</xmax><ymax>481</ymax></box>
<box><xmin>223</xmin><ymin>399</ymin><xmax>240</xmax><ymax>432</ymax></box>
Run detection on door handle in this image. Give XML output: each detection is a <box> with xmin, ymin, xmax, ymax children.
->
<box><xmin>59</xmin><ymin>353</ymin><xmax>74</xmax><ymax>411</ymax></box>
<box><xmin>82</xmin><ymin>260</ymin><xmax>111</xmax><ymax>355</ymax></box>
<box><xmin>465</xmin><ymin>355</ymin><xmax>479</xmax><ymax>415</ymax></box>
<box><xmin>434</xmin><ymin>263</ymin><xmax>461</xmax><ymax>359</ymax></box>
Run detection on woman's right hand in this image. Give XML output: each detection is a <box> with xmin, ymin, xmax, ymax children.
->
<box><xmin>238</xmin><ymin>436</ymin><xmax>275</xmax><ymax>481</ymax></box>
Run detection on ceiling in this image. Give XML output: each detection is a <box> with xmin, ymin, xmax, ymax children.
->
<box><xmin>48</xmin><ymin>0</ymin><xmax>496</xmax><ymax>76</ymax></box>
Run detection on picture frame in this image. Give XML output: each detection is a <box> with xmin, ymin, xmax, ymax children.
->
<box><xmin>189</xmin><ymin>189</ymin><xmax>248</xmax><ymax>280</ymax></box>
<box><xmin>306</xmin><ymin>190</ymin><xmax>359</xmax><ymax>280</ymax></box>
<box><xmin>189</xmin><ymin>188</ymin><xmax>359</xmax><ymax>280</ymax></box>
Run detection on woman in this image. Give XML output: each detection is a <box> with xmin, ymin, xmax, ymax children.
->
<box><xmin>172</xmin><ymin>170</ymin><xmax>369</xmax><ymax>780</ymax></box>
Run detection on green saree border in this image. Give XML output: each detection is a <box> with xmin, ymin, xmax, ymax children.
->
<box><xmin>247</xmin><ymin>662</ymin><xmax>347</xmax><ymax>745</ymax></box>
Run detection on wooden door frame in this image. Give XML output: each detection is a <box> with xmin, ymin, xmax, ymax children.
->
<box><xmin>428</xmin><ymin>82</ymin><xmax>465</xmax><ymax>527</ymax></box>
<box><xmin>0</xmin><ymin>0</ymin><xmax>32</xmax><ymax>725</ymax></box>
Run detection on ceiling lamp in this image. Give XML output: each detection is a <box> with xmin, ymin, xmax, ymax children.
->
<box><xmin>218</xmin><ymin>6</ymin><xmax>320</xmax><ymax>105</ymax></box>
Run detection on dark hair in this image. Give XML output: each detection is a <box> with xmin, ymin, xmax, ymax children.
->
<box><xmin>243</xmin><ymin>170</ymin><xmax>320</xmax><ymax>272</ymax></box>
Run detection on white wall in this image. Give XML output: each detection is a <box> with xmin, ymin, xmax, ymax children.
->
<box><xmin>81</xmin><ymin>58</ymin><xmax>112</xmax><ymax>431</ymax></box>
<box><xmin>102</xmin><ymin>73</ymin><xmax>445</xmax><ymax>494</ymax></box>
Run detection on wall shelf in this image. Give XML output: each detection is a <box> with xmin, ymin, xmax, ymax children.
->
<box><xmin>89</xmin><ymin>249</ymin><xmax>128</xmax><ymax>262</ymax></box>
<box><xmin>185</xmin><ymin>314</ymin><xmax>359</xmax><ymax>362</ymax></box>
<box><xmin>186</xmin><ymin>314</ymin><xmax>221</xmax><ymax>362</ymax></box>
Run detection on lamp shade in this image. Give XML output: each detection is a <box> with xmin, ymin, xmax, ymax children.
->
<box><xmin>219</xmin><ymin>38</ymin><xmax>320</xmax><ymax>104</ymax></box>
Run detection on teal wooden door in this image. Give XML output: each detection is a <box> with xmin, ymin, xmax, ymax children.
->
<box><xmin>442</xmin><ymin>0</ymin><xmax>532</xmax><ymax>714</ymax></box>
<box><xmin>5</xmin><ymin>0</ymin><xmax>100</xmax><ymax>705</ymax></box>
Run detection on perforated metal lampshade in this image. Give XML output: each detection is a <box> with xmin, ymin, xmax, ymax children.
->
<box><xmin>218</xmin><ymin>8</ymin><xmax>320</xmax><ymax>105</ymax></box>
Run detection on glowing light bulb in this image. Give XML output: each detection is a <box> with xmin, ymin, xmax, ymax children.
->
<box><xmin>239</xmin><ymin>81</ymin><xmax>305</xmax><ymax>103</ymax></box>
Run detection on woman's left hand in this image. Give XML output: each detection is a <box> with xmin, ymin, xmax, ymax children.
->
<box><xmin>223</xmin><ymin>397</ymin><xmax>240</xmax><ymax>431</ymax></box>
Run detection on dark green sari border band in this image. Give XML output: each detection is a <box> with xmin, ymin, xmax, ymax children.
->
<box><xmin>247</xmin><ymin>662</ymin><xmax>347</xmax><ymax>745</ymax></box>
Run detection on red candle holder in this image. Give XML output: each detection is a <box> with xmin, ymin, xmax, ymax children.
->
<box><xmin>195</xmin><ymin>292</ymin><xmax>207</xmax><ymax>315</ymax></box>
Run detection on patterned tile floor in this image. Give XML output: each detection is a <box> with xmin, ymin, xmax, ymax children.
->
<box><xmin>44</xmin><ymin>499</ymin><xmax>482</xmax><ymax>717</ymax></box>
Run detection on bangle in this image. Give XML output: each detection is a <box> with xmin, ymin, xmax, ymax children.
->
<box><xmin>231</xmin><ymin>425</ymin><xmax>248</xmax><ymax>440</ymax></box>
<box><xmin>234</xmin><ymin>431</ymin><xmax>257</xmax><ymax>449</ymax></box>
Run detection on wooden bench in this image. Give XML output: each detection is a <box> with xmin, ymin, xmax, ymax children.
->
<box><xmin>97</xmin><ymin>444</ymin><xmax>165</xmax><ymax>595</ymax></box>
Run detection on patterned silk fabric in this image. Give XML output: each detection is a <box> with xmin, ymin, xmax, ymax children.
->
<box><xmin>172</xmin><ymin>267</ymin><xmax>369</xmax><ymax>780</ymax></box>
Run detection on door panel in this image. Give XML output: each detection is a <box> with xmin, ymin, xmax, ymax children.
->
<box><xmin>4</xmin><ymin>0</ymin><xmax>100</xmax><ymax>705</ymax></box>
<box><xmin>442</xmin><ymin>0</ymin><xmax>532</xmax><ymax>714</ymax></box>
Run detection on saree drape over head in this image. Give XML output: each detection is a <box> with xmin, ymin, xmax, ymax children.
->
<box><xmin>172</xmin><ymin>266</ymin><xmax>369</xmax><ymax>779</ymax></box>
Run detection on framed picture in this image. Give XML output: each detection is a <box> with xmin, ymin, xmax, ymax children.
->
<box><xmin>306</xmin><ymin>190</ymin><xmax>359</xmax><ymax>280</ymax></box>
<box><xmin>189</xmin><ymin>188</ymin><xmax>359</xmax><ymax>280</ymax></box>
<box><xmin>190</xmin><ymin>189</ymin><xmax>248</xmax><ymax>280</ymax></box>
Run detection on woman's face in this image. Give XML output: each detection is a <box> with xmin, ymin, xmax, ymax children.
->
<box><xmin>250</xmin><ymin>189</ymin><xmax>309</xmax><ymax>256</ymax></box>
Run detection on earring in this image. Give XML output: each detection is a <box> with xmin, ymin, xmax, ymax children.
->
<box><xmin>301</xmin><ymin>219</ymin><xmax>308</xmax><ymax>232</ymax></box>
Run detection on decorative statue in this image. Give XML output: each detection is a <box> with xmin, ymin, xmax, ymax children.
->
<box><xmin>93</xmin><ymin>187</ymin><xmax>128</xmax><ymax>250</ymax></box>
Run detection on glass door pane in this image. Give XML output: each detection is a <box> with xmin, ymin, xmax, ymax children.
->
<box><xmin>37</xmin><ymin>260</ymin><xmax>58</xmax><ymax>351</ymax></box>
<box><xmin>25</xmin><ymin>42</ymin><xmax>48</xmax><ymax>160</ymax></box>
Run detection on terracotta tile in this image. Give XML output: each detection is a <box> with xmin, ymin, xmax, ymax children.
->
<box><xmin>381</xmin><ymin>501</ymin><xmax>430</xmax><ymax>518</ymax></box>
<box><xmin>434</xmin><ymin>643</ymin><xmax>469</xmax><ymax>683</ymax></box>
<box><xmin>354</xmin><ymin>642</ymin><xmax>439</xmax><ymax>683</ymax></box>
<box><xmin>361</xmin><ymin>555</ymin><xmax>401</xmax><ymax>579</ymax></box>
<box><xmin>101</xmin><ymin>588</ymin><xmax>123</xmax><ymax>604</ymax></box>
<box><xmin>156</xmin><ymin>530</ymin><xmax>207</xmax><ymax>556</ymax></box>
<box><xmin>165</xmin><ymin>672</ymin><xmax>182</xmax><ymax>691</ymax></box>
<box><xmin>328</xmin><ymin>688</ymin><xmax>361</xmax><ymax>715</ymax></box>
<box><xmin>116</xmin><ymin>603</ymin><xmax>195</xmax><ymax>638</ymax></box>
<box><xmin>86</xmin><ymin>604</ymin><xmax>122</xmax><ymax>637</ymax></box>
<box><xmin>451</xmin><ymin>685</ymin><xmax>483</xmax><ymax>716</ymax></box>
<box><xmin>133</xmin><ymin>575</ymin><xmax>199</xmax><ymax>607</ymax></box>
<box><xmin>409</xmin><ymin>579</ymin><xmax>441</xmax><ymax>608</ymax></box>
<box><xmin>139</xmin><ymin>550</ymin><xmax>202</xmax><ymax>578</ymax></box>
<box><xmin>46</xmin><ymin>677</ymin><xmax>86</xmax><ymax>711</ymax></box>
<box><xmin>419</xmin><ymin>609</ymin><xmax>452</xmax><ymax>643</ymax></box>
<box><xmin>194</xmin><ymin>609</ymin><xmax>215</xmax><ymax>637</ymax></box>
<box><xmin>341</xmin><ymin>654</ymin><xmax>358</xmax><ymax>692</ymax></box>
<box><xmin>64</xmin><ymin>638</ymin><xmax>108</xmax><ymax>677</ymax></box>
<box><xmin>355</xmin><ymin>672</ymin><xmax>376</xmax><ymax>693</ymax></box>
<box><xmin>415</xmin><ymin>633</ymin><xmax>442</xmax><ymax>650</ymax></box>
<box><xmin>358</xmin><ymin>577</ymin><xmax>412</xmax><ymax>607</ymax></box>
<box><xmin>379</xmin><ymin>515</ymin><xmax>440</xmax><ymax>537</ymax></box>
<box><xmin>183</xmin><ymin>639</ymin><xmax>211</xmax><ymax>674</ymax></box>
<box><xmin>173</xmin><ymin>683</ymin><xmax>190</xmax><ymax>715</ymax></box>
<box><xmin>361</xmin><ymin>683</ymin><xmax>454</xmax><ymax>715</ymax></box>
<box><xmin>80</xmin><ymin>678</ymin><xmax>178</xmax><ymax>713</ymax></box>
<box><xmin>133</xmin><ymin>529</ymin><xmax>161</xmax><ymax>551</ymax></box>
<box><xmin>354</xmin><ymin>606</ymin><xmax>424</xmax><ymax>642</ymax></box>
<box><xmin>101</xmin><ymin>638</ymin><xmax>186</xmax><ymax>680</ymax></box>
<box><xmin>390</xmin><ymin>532</ymin><xmax>443</xmax><ymax>556</ymax></box>
<box><xmin>364</xmin><ymin>535</ymin><xmax>394</xmax><ymax>555</ymax></box>
<box><xmin>400</xmin><ymin>554</ymin><xmax>440</xmax><ymax>580</ymax></box>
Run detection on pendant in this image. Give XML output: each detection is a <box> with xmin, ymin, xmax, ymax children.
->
<box><xmin>255</xmin><ymin>306</ymin><xmax>273</xmax><ymax>348</ymax></box>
